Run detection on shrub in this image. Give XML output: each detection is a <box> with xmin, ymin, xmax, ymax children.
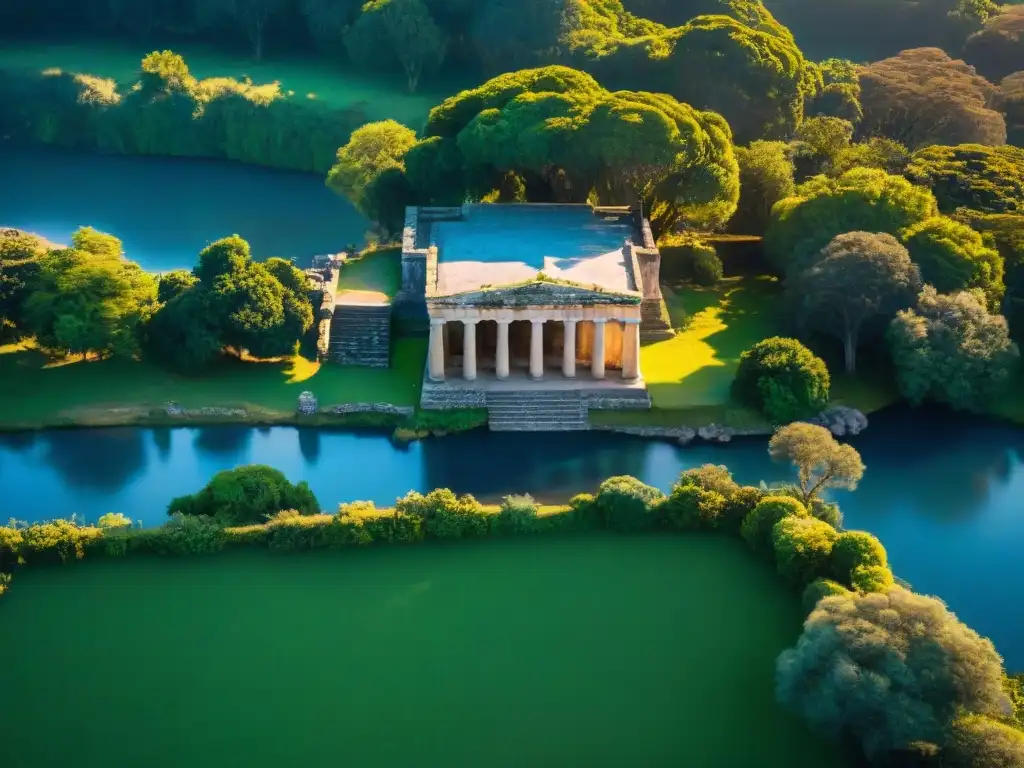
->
<box><xmin>568</xmin><ymin>492</ymin><xmax>601</xmax><ymax>529</ymax></box>
<box><xmin>168</xmin><ymin>465</ymin><xmax>320</xmax><ymax>525</ymax></box>
<box><xmin>97</xmin><ymin>512</ymin><xmax>132</xmax><ymax>530</ymax></box>
<box><xmin>851</xmin><ymin>564</ymin><xmax>896</xmax><ymax>594</ymax></box>
<box><xmin>664</xmin><ymin>484</ymin><xmax>727</xmax><ymax>531</ymax></box>
<box><xmin>595</xmin><ymin>476</ymin><xmax>666</xmax><ymax>532</ymax></box>
<box><xmin>801</xmin><ymin>578</ymin><xmax>850</xmax><ymax>614</ymax></box>
<box><xmin>720</xmin><ymin>486</ymin><xmax>765</xmax><ymax>534</ymax></box>
<box><xmin>0</xmin><ymin>526</ymin><xmax>25</xmax><ymax>569</ymax></box>
<box><xmin>661</xmin><ymin>234</ymin><xmax>723</xmax><ymax>286</ymax></box>
<box><xmin>776</xmin><ymin>587</ymin><xmax>1012</xmax><ymax>760</ymax></box>
<box><xmin>495</xmin><ymin>494</ymin><xmax>539</xmax><ymax>534</ymax></box>
<box><xmin>733</xmin><ymin>337</ymin><xmax>830</xmax><ymax>423</ymax></box>
<box><xmin>0</xmin><ymin>571</ymin><xmax>9</xmax><ymax>597</ymax></box>
<box><xmin>20</xmin><ymin>520</ymin><xmax>104</xmax><ymax>564</ymax></box>
<box><xmin>395</xmin><ymin>488</ymin><xmax>490</xmax><ymax>539</ymax></box>
<box><xmin>772</xmin><ymin>486</ymin><xmax>843</xmax><ymax>528</ymax></box>
<box><xmin>677</xmin><ymin>465</ymin><xmax>740</xmax><ymax>497</ymax></box>
<box><xmin>772</xmin><ymin>516</ymin><xmax>840</xmax><ymax>587</ymax></box>
<box><xmin>741</xmin><ymin>495</ymin><xmax>808</xmax><ymax>556</ymax></box>
<box><xmin>831</xmin><ymin>530</ymin><xmax>889</xmax><ymax>586</ymax></box>
<box><xmin>128</xmin><ymin>514</ymin><xmax>224</xmax><ymax>556</ymax></box>
<box><xmin>945</xmin><ymin>713</ymin><xmax>1024</xmax><ymax>767</ymax></box>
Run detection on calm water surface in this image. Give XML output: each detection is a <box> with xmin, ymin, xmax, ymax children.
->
<box><xmin>0</xmin><ymin>145</ymin><xmax>369</xmax><ymax>271</ymax></box>
<box><xmin>2</xmin><ymin>408</ymin><xmax>1024</xmax><ymax>665</ymax></box>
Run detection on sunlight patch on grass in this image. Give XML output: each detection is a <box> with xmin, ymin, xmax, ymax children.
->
<box><xmin>284</xmin><ymin>355</ymin><xmax>320</xmax><ymax>384</ymax></box>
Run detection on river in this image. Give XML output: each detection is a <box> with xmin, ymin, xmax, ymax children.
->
<box><xmin>0</xmin><ymin>145</ymin><xmax>369</xmax><ymax>271</ymax></box>
<box><xmin>2</xmin><ymin>407</ymin><xmax>1024</xmax><ymax>666</ymax></box>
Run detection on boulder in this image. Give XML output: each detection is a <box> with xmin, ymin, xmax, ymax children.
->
<box><xmin>698</xmin><ymin>424</ymin><xmax>735</xmax><ymax>443</ymax></box>
<box><xmin>297</xmin><ymin>391</ymin><xmax>318</xmax><ymax>415</ymax></box>
<box><xmin>809</xmin><ymin>406</ymin><xmax>868</xmax><ymax>437</ymax></box>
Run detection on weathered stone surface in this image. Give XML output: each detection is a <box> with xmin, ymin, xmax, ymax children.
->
<box><xmin>582</xmin><ymin>389</ymin><xmax>653</xmax><ymax>411</ymax></box>
<box><xmin>297</xmin><ymin>391</ymin><xmax>318</xmax><ymax>415</ymax></box>
<box><xmin>320</xmin><ymin>403</ymin><xmax>414</xmax><ymax>416</ymax></box>
<box><xmin>430</xmin><ymin>280</ymin><xmax>641</xmax><ymax>308</ymax></box>
<box><xmin>329</xmin><ymin>303</ymin><xmax>392</xmax><ymax>367</ymax></box>
<box><xmin>592</xmin><ymin>424</ymin><xmax>697</xmax><ymax>444</ymax></box>
<box><xmin>698</xmin><ymin>423</ymin><xmax>736</xmax><ymax>443</ymax></box>
<box><xmin>164</xmin><ymin>402</ymin><xmax>248</xmax><ymax>418</ymax></box>
<box><xmin>808</xmin><ymin>406</ymin><xmax>869</xmax><ymax>437</ymax></box>
<box><xmin>420</xmin><ymin>385</ymin><xmax>487</xmax><ymax>410</ymax></box>
<box><xmin>487</xmin><ymin>390</ymin><xmax>588</xmax><ymax>431</ymax></box>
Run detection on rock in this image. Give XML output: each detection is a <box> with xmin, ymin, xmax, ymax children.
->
<box><xmin>297</xmin><ymin>391</ymin><xmax>318</xmax><ymax>415</ymax></box>
<box><xmin>164</xmin><ymin>401</ymin><xmax>184</xmax><ymax>416</ymax></box>
<box><xmin>677</xmin><ymin>427</ymin><xmax>697</xmax><ymax>446</ymax></box>
<box><xmin>810</xmin><ymin>406</ymin><xmax>868</xmax><ymax>437</ymax></box>
<box><xmin>698</xmin><ymin>423</ymin><xmax>735</xmax><ymax>443</ymax></box>
<box><xmin>321</xmin><ymin>403</ymin><xmax>415</xmax><ymax>417</ymax></box>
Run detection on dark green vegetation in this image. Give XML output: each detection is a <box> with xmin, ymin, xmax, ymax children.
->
<box><xmin>0</xmin><ymin>538</ymin><xmax>842</xmax><ymax>768</ymax></box>
<box><xmin>733</xmin><ymin>337</ymin><xmax>830</xmax><ymax>423</ymax></box>
<box><xmin>2</xmin><ymin>433</ymin><xmax>1021</xmax><ymax>766</ymax></box>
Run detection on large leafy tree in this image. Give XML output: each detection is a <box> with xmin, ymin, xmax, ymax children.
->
<box><xmin>858</xmin><ymin>48</ymin><xmax>1006</xmax><ymax>149</ymax></box>
<box><xmin>406</xmin><ymin>66</ymin><xmax>739</xmax><ymax>236</ymax></box>
<box><xmin>766</xmin><ymin>168</ymin><xmax>938</xmax><ymax>275</ymax></box>
<box><xmin>888</xmin><ymin>285</ymin><xmax>1019</xmax><ymax>411</ymax></box>
<box><xmin>792</xmin><ymin>232</ymin><xmax>921</xmax><ymax>373</ymax></box>
<box><xmin>731</xmin><ymin>141</ymin><xmax>794</xmax><ymax>235</ymax></box>
<box><xmin>0</xmin><ymin>230</ymin><xmax>47</xmax><ymax>335</ymax></box>
<box><xmin>906</xmin><ymin>144</ymin><xmax>1024</xmax><ymax>216</ymax></box>
<box><xmin>345</xmin><ymin>0</ymin><xmax>448</xmax><ymax>93</ymax></box>
<box><xmin>1005</xmin><ymin>72</ymin><xmax>1024</xmax><ymax>148</ymax></box>
<box><xmin>24</xmin><ymin>232</ymin><xmax>157</xmax><ymax>358</ymax></box>
<box><xmin>168</xmin><ymin>465</ymin><xmax>320</xmax><ymax>525</ymax></box>
<box><xmin>902</xmin><ymin>216</ymin><xmax>1005</xmax><ymax>307</ymax></box>
<box><xmin>963</xmin><ymin>5</ymin><xmax>1024</xmax><ymax>83</ymax></box>
<box><xmin>768</xmin><ymin>423</ymin><xmax>864</xmax><ymax>505</ymax></box>
<box><xmin>327</xmin><ymin>120</ymin><xmax>418</xmax><ymax>235</ymax></box>
<box><xmin>776</xmin><ymin>587</ymin><xmax>1012</xmax><ymax>761</ymax></box>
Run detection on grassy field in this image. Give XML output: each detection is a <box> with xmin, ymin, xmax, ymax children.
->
<box><xmin>0</xmin><ymin>536</ymin><xmax>846</xmax><ymax>768</ymax></box>
<box><xmin>0</xmin><ymin>338</ymin><xmax>426</xmax><ymax>429</ymax></box>
<box><xmin>335</xmin><ymin>247</ymin><xmax>402</xmax><ymax>303</ymax></box>
<box><xmin>0</xmin><ymin>40</ymin><xmax>467</xmax><ymax>129</ymax></box>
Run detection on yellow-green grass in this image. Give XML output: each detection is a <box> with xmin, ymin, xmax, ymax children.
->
<box><xmin>0</xmin><ymin>338</ymin><xmax>426</xmax><ymax>430</ymax></box>
<box><xmin>0</xmin><ymin>41</ymin><xmax>466</xmax><ymax>129</ymax></box>
<box><xmin>336</xmin><ymin>247</ymin><xmax>402</xmax><ymax>303</ymax></box>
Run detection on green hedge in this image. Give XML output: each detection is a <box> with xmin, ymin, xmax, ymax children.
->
<box><xmin>0</xmin><ymin>61</ymin><xmax>367</xmax><ymax>174</ymax></box>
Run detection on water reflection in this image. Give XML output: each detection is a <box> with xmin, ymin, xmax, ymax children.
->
<box><xmin>151</xmin><ymin>428</ymin><xmax>172</xmax><ymax>462</ymax></box>
<box><xmin>297</xmin><ymin>428</ymin><xmax>322</xmax><ymax>465</ymax></box>
<box><xmin>39</xmin><ymin>429</ymin><xmax>147</xmax><ymax>492</ymax></box>
<box><xmin>193</xmin><ymin>427</ymin><xmax>253</xmax><ymax>458</ymax></box>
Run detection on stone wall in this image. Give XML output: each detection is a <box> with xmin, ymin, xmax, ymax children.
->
<box><xmin>394</xmin><ymin>207</ymin><xmax>431</xmax><ymax>327</ymax></box>
<box><xmin>315</xmin><ymin>267</ymin><xmax>340</xmax><ymax>360</ymax></box>
<box><xmin>320</xmin><ymin>403</ymin><xmax>414</xmax><ymax>417</ymax></box>
<box><xmin>420</xmin><ymin>382</ymin><xmax>488</xmax><ymax>410</ymax></box>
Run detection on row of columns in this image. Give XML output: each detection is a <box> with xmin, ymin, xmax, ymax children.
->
<box><xmin>428</xmin><ymin>317</ymin><xmax>640</xmax><ymax>383</ymax></box>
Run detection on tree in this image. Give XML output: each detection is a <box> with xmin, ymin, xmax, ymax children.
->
<box><xmin>769</xmin><ymin>423</ymin><xmax>865</xmax><ymax>505</ymax></box>
<box><xmin>944</xmin><ymin>714</ymin><xmax>1024</xmax><ymax>767</ymax></box>
<box><xmin>595</xmin><ymin>475</ymin><xmax>665</xmax><ymax>532</ymax></box>
<box><xmin>168</xmin><ymin>465</ymin><xmax>320</xmax><ymax>524</ymax></box>
<box><xmin>345</xmin><ymin>0</ymin><xmax>448</xmax><ymax>93</ymax></box>
<box><xmin>198</xmin><ymin>0</ymin><xmax>290</xmax><ymax>61</ymax></box>
<box><xmin>906</xmin><ymin>144</ymin><xmax>1024</xmax><ymax>216</ymax></box>
<box><xmin>766</xmin><ymin>168</ymin><xmax>938</xmax><ymax>275</ymax></box>
<box><xmin>469</xmin><ymin>0</ymin><xmax>568</xmax><ymax>75</ymax></box>
<box><xmin>0</xmin><ymin>230</ymin><xmax>46</xmax><ymax>334</ymax></box>
<box><xmin>858</xmin><ymin>48</ymin><xmax>1006</xmax><ymax>149</ymax></box>
<box><xmin>157</xmin><ymin>270</ymin><xmax>199</xmax><ymax>304</ymax></box>
<box><xmin>806</xmin><ymin>58</ymin><xmax>863</xmax><ymax>125</ymax></box>
<box><xmin>831</xmin><ymin>137</ymin><xmax>910</xmax><ymax>177</ymax></box>
<box><xmin>1004</xmin><ymin>72</ymin><xmax>1024</xmax><ymax>148</ymax></box>
<box><xmin>776</xmin><ymin>587</ymin><xmax>1012</xmax><ymax>760</ymax></box>
<box><xmin>792</xmin><ymin>232</ymin><xmax>921</xmax><ymax>373</ymax></box>
<box><xmin>299</xmin><ymin>0</ymin><xmax>364</xmax><ymax>59</ymax></box>
<box><xmin>733</xmin><ymin>337</ymin><xmax>831</xmax><ymax>423</ymax></box>
<box><xmin>731</xmin><ymin>141</ymin><xmax>795</xmax><ymax>235</ymax></box>
<box><xmin>790</xmin><ymin>117</ymin><xmax>854</xmax><ymax>181</ymax></box>
<box><xmin>902</xmin><ymin>217</ymin><xmax>1005</xmax><ymax>307</ymax></box>
<box><xmin>24</xmin><ymin>247</ymin><xmax>157</xmax><ymax>358</ymax></box>
<box><xmin>888</xmin><ymin>286</ymin><xmax>1019</xmax><ymax>411</ymax></box>
<box><xmin>772</xmin><ymin>515</ymin><xmax>839</xmax><ymax>586</ymax></box>
<box><xmin>145</xmin><ymin>288</ymin><xmax>224</xmax><ymax>373</ymax></box>
<box><xmin>830</xmin><ymin>530</ymin><xmax>889</xmax><ymax>585</ymax></box>
<box><xmin>70</xmin><ymin>226</ymin><xmax>124</xmax><ymax>260</ymax></box>
<box><xmin>326</xmin><ymin>120</ymin><xmax>418</xmax><ymax>235</ymax></box>
<box><xmin>963</xmin><ymin>5</ymin><xmax>1024</xmax><ymax>82</ymax></box>
<box><xmin>407</xmin><ymin>66</ymin><xmax>739</xmax><ymax>236</ymax></box>
<box><xmin>740</xmin><ymin>495</ymin><xmax>807</xmax><ymax>557</ymax></box>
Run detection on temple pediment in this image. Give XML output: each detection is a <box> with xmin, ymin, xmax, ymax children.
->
<box><xmin>429</xmin><ymin>279</ymin><xmax>641</xmax><ymax>308</ymax></box>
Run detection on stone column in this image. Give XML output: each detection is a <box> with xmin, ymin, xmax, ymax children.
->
<box><xmin>592</xmin><ymin>319</ymin><xmax>607</xmax><ymax>380</ymax></box>
<box><xmin>462</xmin><ymin>319</ymin><xmax>478</xmax><ymax>381</ymax></box>
<box><xmin>562</xmin><ymin>319</ymin><xmax>577</xmax><ymax>378</ymax></box>
<box><xmin>428</xmin><ymin>318</ymin><xmax>445</xmax><ymax>382</ymax></box>
<box><xmin>622</xmin><ymin>318</ymin><xmax>641</xmax><ymax>380</ymax></box>
<box><xmin>496</xmin><ymin>320</ymin><xmax>510</xmax><ymax>380</ymax></box>
<box><xmin>530</xmin><ymin>318</ymin><xmax>545</xmax><ymax>380</ymax></box>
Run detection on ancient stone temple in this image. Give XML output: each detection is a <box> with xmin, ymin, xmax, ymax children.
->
<box><xmin>395</xmin><ymin>203</ymin><xmax>671</xmax><ymax>430</ymax></box>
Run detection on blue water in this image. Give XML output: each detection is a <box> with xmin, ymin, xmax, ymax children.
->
<box><xmin>2</xmin><ymin>408</ymin><xmax>1024</xmax><ymax>667</ymax></box>
<box><xmin>431</xmin><ymin>204</ymin><xmax>634</xmax><ymax>268</ymax></box>
<box><xmin>0</xmin><ymin>146</ymin><xmax>369</xmax><ymax>272</ymax></box>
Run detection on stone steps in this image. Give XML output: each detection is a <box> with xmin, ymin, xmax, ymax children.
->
<box><xmin>329</xmin><ymin>303</ymin><xmax>392</xmax><ymax>368</ymax></box>
<box><xmin>486</xmin><ymin>391</ymin><xmax>589</xmax><ymax>432</ymax></box>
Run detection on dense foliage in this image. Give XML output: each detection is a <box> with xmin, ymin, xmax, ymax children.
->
<box><xmin>732</xmin><ymin>140</ymin><xmax>795</xmax><ymax>234</ymax></box>
<box><xmin>906</xmin><ymin>144</ymin><xmax>1024</xmax><ymax>215</ymax></box>
<box><xmin>963</xmin><ymin>5</ymin><xmax>1024</xmax><ymax>82</ymax></box>
<box><xmin>776</xmin><ymin>587</ymin><xmax>1013</xmax><ymax>761</ymax></box>
<box><xmin>768</xmin><ymin>423</ymin><xmax>865</xmax><ymax>506</ymax></box>
<box><xmin>733</xmin><ymin>337</ymin><xmax>830</xmax><ymax>422</ymax></box>
<box><xmin>168</xmin><ymin>465</ymin><xmax>320</xmax><ymax>525</ymax></box>
<box><xmin>790</xmin><ymin>232</ymin><xmax>921</xmax><ymax>373</ymax></box>
<box><xmin>888</xmin><ymin>285</ymin><xmax>1019</xmax><ymax>411</ymax></box>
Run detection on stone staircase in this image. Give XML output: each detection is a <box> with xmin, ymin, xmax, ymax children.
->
<box><xmin>329</xmin><ymin>302</ymin><xmax>392</xmax><ymax>367</ymax></box>
<box><xmin>486</xmin><ymin>390</ymin><xmax>589</xmax><ymax>431</ymax></box>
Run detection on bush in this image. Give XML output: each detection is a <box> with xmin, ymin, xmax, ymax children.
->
<box><xmin>831</xmin><ymin>530</ymin><xmax>889</xmax><ymax>586</ymax></box>
<box><xmin>773</xmin><ymin>486</ymin><xmax>843</xmax><ymax>528</ymax></box>
<box><xmin>20</xmin><ymin>520</ymin><xmax>103</xmax><ymax>564</ymax></box>
<box><xmin>664</xmin><ymin>484</ymin><xmax>727</xmax><ymax>531</ymax></box>
<box><xmin>0</xmin><ymin>526</ymin><xmax>25</xmax><ymax>570</ymax></box>
<box><xmin>801</xmin><ymin>578</ymin><xmax>850</xmax><ymax>614</ymax></box>
<box><xmin>168</xmin><ymin>465</ymin><xmax>320</xmax><ymax>525</ymax></box>
<box><xmin>741</xmin><ymin>495</ymin><xmax>808</xmax><ymax>556</ymax></box>
<box><xmin>772</xmin><ymin>516</ymin><xmax>840</xmax><ymax>587</ymax></box>
<box><xmin>733</xmin><ymin>337</ymin><xmax>831</xmax><ymax>423</ymax></box>
<box><xmin>945</xmin><ymin>713</ymin><xmax>1024</xmax><ymax>767</ymax></box>
<box><xmin>568</xmin><ymin>492</ymin><xmax>601</xmax><ymax>529</ymax></box>
<box><xmin>595</xmin><ymin>476</ymin><xmax>666</xmax><ymax>532</ymax></box>
<box><xmin>677</xmin><ymin>465</ymin><xmax>740</xmax><ymax>497</ymax></box>
<box><xmin>495</xmin><ymin>494</ymin><xmax>539</xmax><ymax>534</ymax></box>
<box><xmin>851</xmin><ymin>564</ymin><xmax>896</xmax><ymax>594</ymax></box>
<box><xmin>661</xmin><ymin>234</ymin><xmax>723</xmax><ymax>286</ymax></box>
<box><xmin>0</xmin><ymin>571</ymin><xmax>9</xmax><ymax>597</ymax></box>
<box><xmin>97</xmin><ymin>512</ymin><xmax>132</xmax><ymax>530</ymax></box>
<box><xmin>395</xmin><ymin>488</ymin><xmax>490</xmax><ymax>539</ymax></box>
<box><xmin>720</xmin><ymin>486</ymin><xmax>765</xmax><ymax>535</ymax></box>
<box><xmin>128</xmin><ymin>514</ymin><xmax>224</xmax><ymax>556</ymax></box>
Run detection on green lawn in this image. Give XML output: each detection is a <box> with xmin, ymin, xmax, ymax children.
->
<box><xmin>0</xmin><ymin>40</ymin><xmax>467</xmax><ymax>129</ymax></box>
<box><xmin>0</xmin><ymin>536</ymin><xmax>846</xmax><ymax>768</ymax></box>
<box><xmin>336</xmin><ymin>247</ymin><xmax>402</xmax><ymax>302</ymax></box>
<box><xmin>0</xmin><ymin>338</ymin><xmax>426</xmax><ymax>429</ymax></box>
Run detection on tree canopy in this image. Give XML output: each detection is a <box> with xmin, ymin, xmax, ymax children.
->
<box><xmin>963</xmin><ymin>5</ymin><xmax>1024</xmax><ymax>83</ymax></box>
<box><xmin>906</xmin><ymin>144</ymin><xmax>1024</xmax><ymax>215</ymax></box>
<box><xmin>888</xmin><ymin>285</ymin><xmax>1019</xmax><ymax>411</ymax></box>
<box><xmin>733</xmin><ymin>337</ymin><xmax>830</xmax><ymax>423</ymax></box>
<box><xmin>406</xmin><ymin>66</ymin><xmax>740</xmax><ymax>235</ymax></box>
<box><xmin>858</xmin><ymin>48</ymin><xmax>1007</xmax><ymax>149</ymax></box>
<box><xmin>776</xmin><ymin>587</ymin><xmax>1012</xmax><ymax>760</ymax></box>
<box><xmin>902</xmin><ymin>216</ymin><xmax>1005</xmax><ymax>305</ymax></box>
<box><xmin>731</xmin><ymin>141</ymin><xmax>795</xmax><ymax>234</ymax></box>
<box><xmin>768</xmin><ymin>423</ymin><xmax>865</xmax><ymax>505</ymax></box>
<box><xmin>791</xmin><ymin>232</ymin><xmax>921</xmax><ymax>373</ymax></box>
<box><xmin>345</xmin><ymin>0</ymin><xmax>448</xmax><ymax>93</ymax></box>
